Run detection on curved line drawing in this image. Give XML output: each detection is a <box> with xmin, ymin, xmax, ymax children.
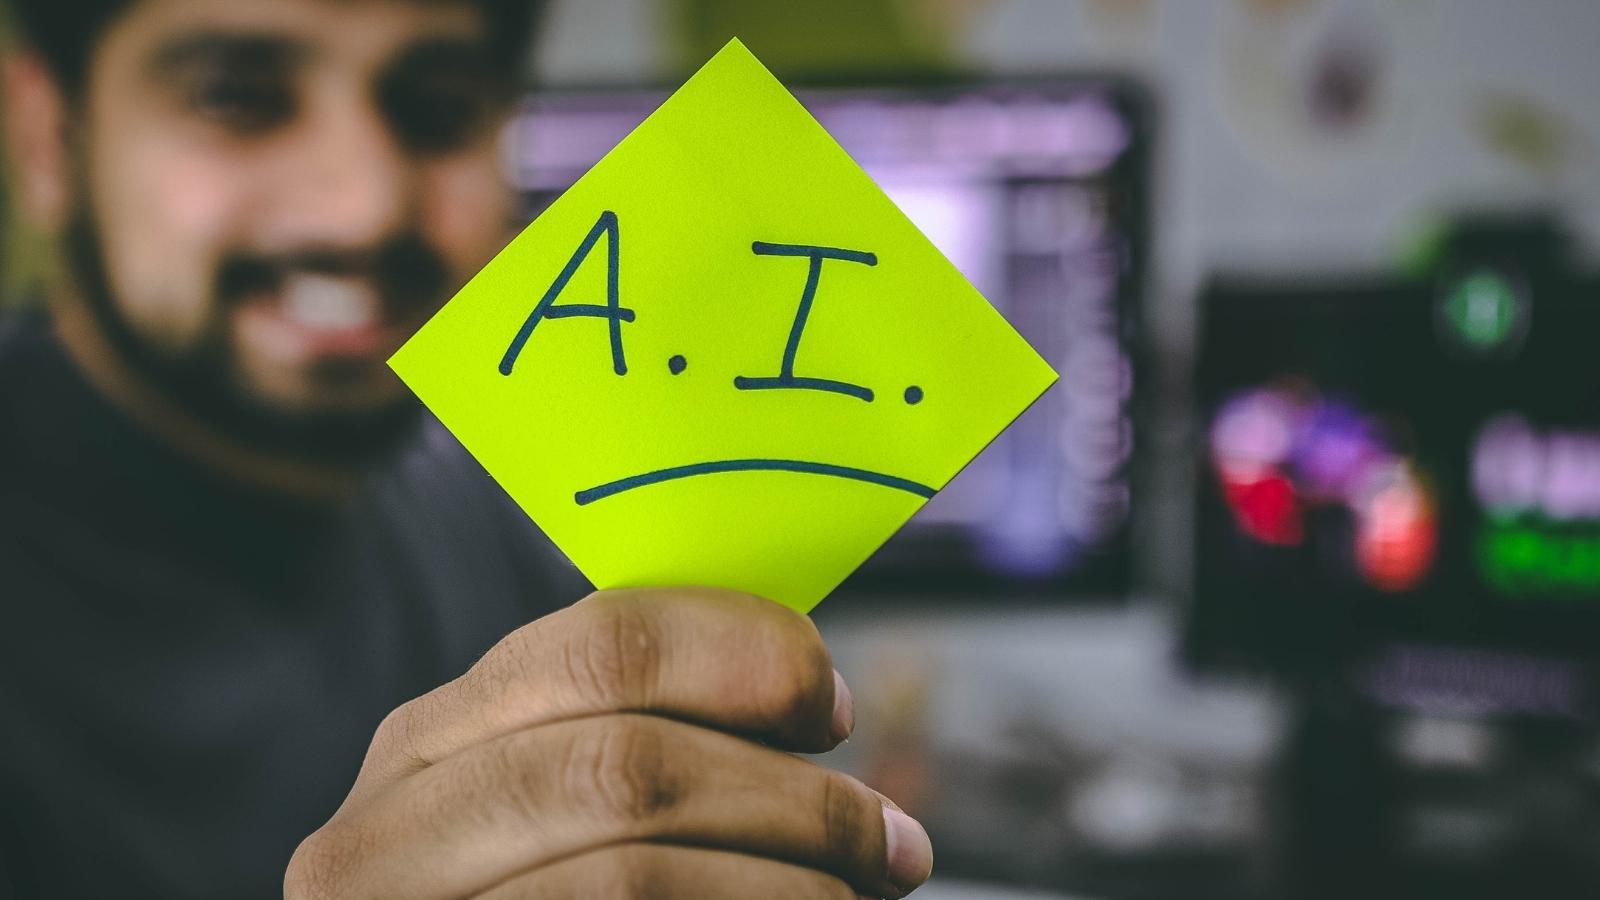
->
<box><xmin>574</xmin><ymin>459</ymin><xmax>937</xmax><ymax>506</ymax></box>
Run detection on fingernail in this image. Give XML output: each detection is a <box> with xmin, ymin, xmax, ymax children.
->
<box><xmin>882</xmin><ymin>807</ymin><xmax>933</xmax><ymax>897</ymax></box>
<box><xmin>830</xmin><ymin>669</ymin><xmax>855</xmax><ymax>743</ymax></box>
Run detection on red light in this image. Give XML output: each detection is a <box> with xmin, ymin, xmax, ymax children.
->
<box><xmin>1356</xmin><ymin>481</ymin><xmax>1438</xmax><ymax>591</ymax></box>
<box><xmin>1222</xmin><ymin>469</ymin><xmax>1304</xmax><ymax>546</ymax></box>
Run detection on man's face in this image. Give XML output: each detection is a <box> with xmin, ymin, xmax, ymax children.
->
<box><xmin>73</xmin><ymin>0</ymin><xmax>515</xmax><ymax>457</ymax></box>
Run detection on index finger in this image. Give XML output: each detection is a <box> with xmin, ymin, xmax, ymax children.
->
<box><xmin>350</xmin><ymin>587</ymin><xmax>847</xmax><ymax>799</ymax></box>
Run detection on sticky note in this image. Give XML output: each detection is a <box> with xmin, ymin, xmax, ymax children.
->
<box><xmin>390</xmin><ymin>39</ymin><xmax>1057</xmax><ymax>613</ymax></box>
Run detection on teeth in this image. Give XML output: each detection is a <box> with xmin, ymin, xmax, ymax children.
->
<box><xmin>281</xmin><ymin>276</ymin><xmax>380</xmax><ymax>331</ymax></box>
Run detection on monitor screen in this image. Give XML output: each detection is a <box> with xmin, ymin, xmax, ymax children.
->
<box><xmin>511</xmin><ymin>78</ymin><xmax>1147</xmax><ymax>594</ymax></box>
<box><xmin>1190</xmin><ymin>268</ymin><xmax>1600</xmax><ymax>717</ymax></box>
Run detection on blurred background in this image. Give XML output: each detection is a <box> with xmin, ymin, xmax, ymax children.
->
<box><xmin>7</xmin><ymin>0</ymin><xmax>1600</xmax><ymax>897</ymax></box>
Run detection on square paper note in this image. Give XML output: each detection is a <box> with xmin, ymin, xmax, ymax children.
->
<box><xmin>390</xmin><ymin>39</ymin><xmax>1058</xmax><ymax>612</ymax></box>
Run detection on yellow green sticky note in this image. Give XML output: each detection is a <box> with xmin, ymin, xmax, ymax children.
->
<box><xmin>389</xmin><ymin>39</ymin><xmax>1057</xmax><ymax>613</ymax></box>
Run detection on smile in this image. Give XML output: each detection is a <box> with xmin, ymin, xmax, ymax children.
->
<box><xmin>574</xmin><ymin>459</ymin><xmax>938</xmax><ymax>506</ymax></box>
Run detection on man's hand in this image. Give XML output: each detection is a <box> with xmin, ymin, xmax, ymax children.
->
<box><xmin>284</xmin><ymin>588</ymin><xmax>934</xmax><ymax>899</ymax></box>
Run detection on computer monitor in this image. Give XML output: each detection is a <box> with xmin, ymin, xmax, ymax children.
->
<box><xmin>511</xmin><ymin>78</ymin><xmax>1148</xmax><ymax>595</ymax></box>
<box><xmin>1189</xmin><ymin>264</ymin><xmax>1600</xmax><ymax>718</ymax></box>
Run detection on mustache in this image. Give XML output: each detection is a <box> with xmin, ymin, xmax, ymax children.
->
<box><xmin>214</xmin><ymin>236</ymin><xmax>451</xmax><ymax>312</ymax></box>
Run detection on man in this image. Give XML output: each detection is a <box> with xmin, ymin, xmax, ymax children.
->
<box><xmin>0</xmin><ymin>1</ymin><xmax>934</xmax><ymax>897</ymax></box>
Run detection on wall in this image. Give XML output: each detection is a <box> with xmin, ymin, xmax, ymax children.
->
<box><xmin>534</xmin><ymin>0</ymin><xmax>1600</xmax><ymax>352</ymax></box>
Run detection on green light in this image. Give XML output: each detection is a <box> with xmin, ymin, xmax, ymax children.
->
<box><xmin>1478</xmin><ymin>522</ymin><xmax>1600</xmax><ymax>596</ymax></box>
<box><xmin>1443</xmin><ymin>270</ymin><xmax>1521</xmax><ymax>351</ymax></box>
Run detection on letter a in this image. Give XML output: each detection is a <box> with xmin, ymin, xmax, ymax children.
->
<box><xmin>499</xmin><ymin>210</ymin><xmax>634</xmax><ymax>377</ymax></box>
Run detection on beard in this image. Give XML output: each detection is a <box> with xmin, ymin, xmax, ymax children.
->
<box><xmin>64</xmin><ymin>211</ymin><xmax>452</xmax><ymax>468</ymax></box>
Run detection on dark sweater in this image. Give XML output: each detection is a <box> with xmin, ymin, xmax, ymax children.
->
<box><xmin>0</xmin><ymin>308</ymin><xmax>583</xmax><ymax>898</ymax></box>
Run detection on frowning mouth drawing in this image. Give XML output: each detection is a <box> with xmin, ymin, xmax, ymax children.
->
<box><xmin>574</xmin><ymin>459</ymin><xmax>937</xmax><ymax>505</ymax></box>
